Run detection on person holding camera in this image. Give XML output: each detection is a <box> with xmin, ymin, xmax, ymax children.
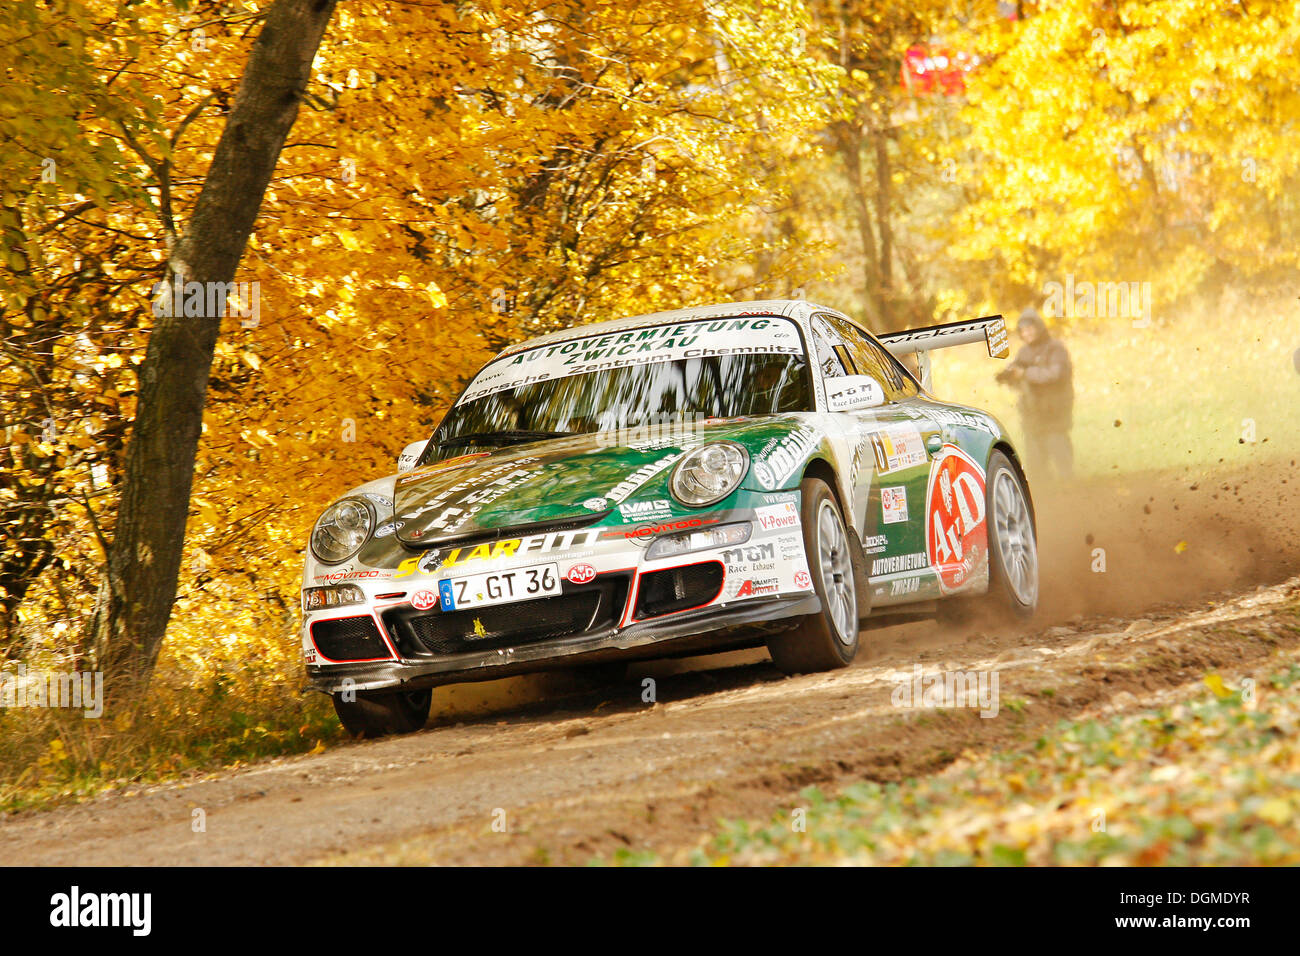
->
<box><xmin>995</xmin><ymin>307</ymin><xmax>1075</xmax><ymax>481</ymax></box>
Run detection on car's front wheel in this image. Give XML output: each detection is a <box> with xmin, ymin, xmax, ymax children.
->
<box><xmin>985</xmin><ymin>451</ymin><xmax>1038</xmax><ymax>619</ymax></box>
<box><xmin>333</xmin><ymin>687</ymin><xmax>432</xmax><ymax>738</ymax></box>
<box><xmin>766</xmin><ymin>477</ymin><xmax>862</xmax><ymax>674</ymax></box>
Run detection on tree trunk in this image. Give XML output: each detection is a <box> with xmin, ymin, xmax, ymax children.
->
<box><xmin>92</xmin><ymin>0</ymin><xmax>338</xmax><ymax>701</ymax></box>
<box><xmin>872</xmin><ymin>125</ymin><xmax>898</xmax><ymax>331</ymax></box>
<box><xmin>835</xmin><ymin>124</ymin><xmax>884</xmax><ymax>330</ymax></box>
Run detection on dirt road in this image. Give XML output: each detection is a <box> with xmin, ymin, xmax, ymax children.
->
<box><xmin>3</xmin><ymin>457</ymin><xmax>1298</xmax><ymax>865</ymax></box>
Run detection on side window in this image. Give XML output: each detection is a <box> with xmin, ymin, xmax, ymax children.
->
<box><xmin>810</xmin><ymin>317</ymin><xmax>851</xmax><ymax>380</ymax></box>
<box><xmin>825</xmin><ymin>315</ymin><xmax>919</xmax><ymax>401</ymax></box>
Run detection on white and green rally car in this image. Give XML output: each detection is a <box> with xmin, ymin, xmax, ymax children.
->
<box><xmin>302</xmin><ymin>299</ymin><xmax>1038</xmax><ymax>736</ymax></box>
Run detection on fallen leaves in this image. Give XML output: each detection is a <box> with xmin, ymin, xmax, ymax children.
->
<box><xmin>645</xmin><ymin>635</ymin><xmax>1300</xmax><ymax>866</ymax></box>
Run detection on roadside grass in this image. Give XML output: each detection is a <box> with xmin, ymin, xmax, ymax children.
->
<box><xmin>612</xmin><ymin>628</ymin><xmax>1300</xmax><ymax>865</ymax></box>
<box><xmin>929</xmin><ymin>296</ymin><xmax>1300</xmax><ymax>477</ymax></box>
<box><xmin>0</xmin><ymin>637</ymin><xmax>342</xmax><ymax>815</ymax></box>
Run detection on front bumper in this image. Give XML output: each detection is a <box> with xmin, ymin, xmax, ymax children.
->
<box><xmin>305</xmin><ymin>592</ymin><xmax>818</xmax><ymax>694</ymax></box>
<box><xmin>302</xmin><ymin>488</ymin><xmax>816</xmax><ymax>695</ymax></box>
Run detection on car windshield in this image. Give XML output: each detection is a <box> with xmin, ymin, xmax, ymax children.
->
<box><xmin>422</xmin><ymin>316</ymin><xmax>809</xmax><ymax>463</ymax></box>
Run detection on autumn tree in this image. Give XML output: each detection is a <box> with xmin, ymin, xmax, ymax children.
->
<box><xmin>90</xmin><ymin>0</ymin><xmax>338</xmax><ymax>696</ymax></box>
<box><xmin>0</xmin><ymin>0</ymin><xmax>163</xmax><ymax>652</ymax></box>
<box><xmin>4</xmin><ymin>0</ymin><xmax>837</xmax><ymax>695</ymax></box>
<box><xmin>800</xmin><ymin>0</ymin><xmax>973</xmax><ymax>332</ymax></box>
<box><xmin>949</xmin><ymin>0</ymin><xmax>1300</xmax><ymax>316</ymax></box>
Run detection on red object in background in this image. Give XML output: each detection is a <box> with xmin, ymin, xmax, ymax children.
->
<box><xmin>902</xmin><ymin>45</ymin><xmax>979</xmax><ymax>96</ymax></box>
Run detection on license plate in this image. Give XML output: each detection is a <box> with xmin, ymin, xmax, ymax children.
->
<box><xmin>437</xmin><ymin>563</ymin><xmax>561</xmax><ymax>611</ymax></box>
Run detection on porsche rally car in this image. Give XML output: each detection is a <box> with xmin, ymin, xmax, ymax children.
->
<box><xmin>303</xmin><ymin>299</ymin><xmax>1039</xmax><ymax>736</ymax></box>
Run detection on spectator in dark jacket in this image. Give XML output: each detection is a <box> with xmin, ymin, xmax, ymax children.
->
<box><xmin>995</xmin><ymin>307</ymin><xmax>1075</xmax><ymax>481</ymax></box>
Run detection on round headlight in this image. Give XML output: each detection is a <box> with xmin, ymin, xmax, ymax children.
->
<box><xmin>669</xmin><ymin>442</ymin><xmax>749</xmax><ymax>507</ymax></box>
<box><xmin>310</xmin><ymin>497</ymin><xmax>375</xmax><ymax>564</ymax></box>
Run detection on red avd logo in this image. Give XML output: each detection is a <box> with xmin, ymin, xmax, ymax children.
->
<box><xmin>566</xmin><ymin>563</ymin><xmax>596</xmax><ymax>584</ymax></box>
<box><xmin>794</xmin><ymin>570</ymin><xmax>811</xmax><ymax>590</ymax></box>
<box><xmin>411</xmin><ymin>589</ymin><xmax>439</xmax><ymax>610</ymax></box>
<box><xmin>926</xmin><ymin>445</ymin><xmax>987</xmax><ymax>591</ymax></box>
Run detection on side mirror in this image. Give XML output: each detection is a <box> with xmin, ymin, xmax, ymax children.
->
<box><xmin>397</xmin><ymin>439</ymin><xmax>429</xmax><ymax>473</ymax></box>
<box><xmin>826</xmin><ymin>375</ymin><xmax>887</xmax><ymax>412</ymax></box>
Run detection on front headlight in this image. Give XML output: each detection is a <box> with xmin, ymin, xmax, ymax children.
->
<box><xmin>669</xmin><ymin>442</ymin><xmax>749</xmax><ymax>507</ymax></box>
<box><xmin>302</xmin><ymin>584</ymin><xmax>365</xmax><ymax>611</ymax></box>
<box><xmin>310</xmin><ymin>497</ymin><xmax>375</xmax><ymax>565</ymax></box>
<box><xmin>645</xmin><ymin>522</ymin><xmax>752</xmax><ymax>561</ymax></box>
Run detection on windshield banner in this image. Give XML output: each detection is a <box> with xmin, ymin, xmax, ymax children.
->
<box><xmin>460</xmin><ymin>316</ymin><xmax>803</xmax><ymax>403</ymax></box>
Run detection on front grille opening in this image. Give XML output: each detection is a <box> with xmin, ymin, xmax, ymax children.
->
<box><xmin>383</xmin><ymin>574</ymin><xmax>630</xmax><ymax>658</ymax></box>
<box><xmin>310</xmin><ymin>615</ymin><xmax>392</xmax><ymax>662</ymax></box>
<box><xmin>634</xmin><ymin>562</ymin><xmax>724</xmax><ymax>620</ymax></box>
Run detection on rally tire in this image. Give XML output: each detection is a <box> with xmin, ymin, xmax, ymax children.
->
<box><xmin>984</xmin><ymin>451</ymin><xmax>1038</xmax><ymax>620</ymax></box>
<box><xmin>333</xmin><ymin>687</ymin><xmax>432</xmax><ymax>738</ymax></box>
<box><xmin>846</xmin><ymin>527</ymin><xmax>875</xmax><ymax>627</ymax></box>
<box><xmin>766</xmin><ymin>477</ymin><xmax>862</xmax><ymax>674</ymax></box>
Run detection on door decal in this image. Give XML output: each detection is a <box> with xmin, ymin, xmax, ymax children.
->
<box><xmin>925</xmin><ymin>444</ymin><xmax>989</xmax><ymax>593</ymax></box>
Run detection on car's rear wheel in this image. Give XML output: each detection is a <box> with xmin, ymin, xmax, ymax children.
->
<box><xmin>985</xmin><ymin>451</ymin><xmax>1038</xmax><ymax>619</ymax></box>
<box><xmin>766</xmin><ymin>477</ymin><xmax>862</xmax><ymax>674</ymax></box>
<box><xmin>333</xmin><ymin>687</ymin><xmax>432</xmax><ymax>738</ymax></box>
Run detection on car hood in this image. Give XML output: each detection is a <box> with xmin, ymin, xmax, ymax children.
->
<box><xmin>385</xmin><ymin>415</ymin><xmax>821</xmax><ymax>546</ymax></box>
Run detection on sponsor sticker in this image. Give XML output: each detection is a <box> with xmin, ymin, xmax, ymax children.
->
<box><xmin>398</xmin><ymin>530</ymin><xmax>601</xmax><ymax>577</ymax></box>
<box><xmin>441</xmin><ymin>529</ymin><xmax>600</xmax><ymax>569</ymax></box>
<box><xmin>869</xmin><ymin>425</ymin><xmax>928</xmax><ymax>475</ymax></box>
<box><xmin>985</xmin><ymin>317</ymin><xmax>1010</xmax><ymax>359</ymax></box>
<box><xmin>733</xmin><ymin>578</ymin><xmax>779</xmax><ymax>598</ymax></box>
<box><xmin>618</xmin><ymin>498</ymin><xmax>673</xmax><ymax>522</ymax></box>
<box><xmin>411</xmin><ymin>589</ymin><xmax>439</xmax><ymax>611</ymax></box>
<box><xmin>461</xmin><ymin>317</ymin><xmax>802</xmax><ymax>403</ymax></box>
<box><xmin>752</xmin><ymin>423</ymin><xmax>819</xmax><ymax>490</ymax></box>
<box><xmin>403</xmin><ymin>466</ymin><xmax>537</xmax><ymax>535</ymax></box>
<box><xmin>566</xmin><ymin>563</ymin><xmax>596</xmax><ymax>584</ymax></box>
<box><xmin>890</xmin><ymin>576</ymin><xmax>921</xmax><ymax>597</ymax></box>
<box><xmin>925</xmin><ymin>444</ymin><xmax>988</xmax><ymax>592</ymax></box>
<box><xmin>776</xmin><ymin>532</ymin><xmax>805</xmax><ymax>561</ymax></box>
<box><xmin>722</xmin><ymin>543</ymin><xmax>775</xmax><ymax>565</ymax></box>
<box><xmin>604</xmin><ymin>516</ymin><xmax>719</xmax><ymax>543</ymax></box>
<box><xmin>395</xmin><ymin>452</ymin><xmax>491</xmax><ymax>487</ymax></box>
<box><xmin>881</xmin><ymin>486</ymin><xmax>909</xmax><ymax>524</ymax></box>
<box><xmin>606</xmin><ymin>454</ymin><xmax>682</xmax><ymax>504</ymax></box>
<box><xmin>928</xmin><ymin>407</ymin><xmax>999</xmax><ymax>438</ymax></box>
<box><xmin>313</xmin><ymin>568</ymin><xmax>388</xmax><ymax>583</ymax></box>
<box><xmin>871</xmin><ymin>551</ymin><xmax>928</xmax><ymax>576</ymax></box>
<box><xmin>862</xmin><ymin>533</ymin><xmax>888</xmax><ymax>555</ymax></box>
<box><xmin>755</xmin><ymin>501</ymin><xmax>799</xmax><ymax>532</ymax></box>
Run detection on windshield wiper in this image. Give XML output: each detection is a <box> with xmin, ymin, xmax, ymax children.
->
<box><xmin>436</xmin><ymin>429</ymin><xmax>573</xmax><ymax>448</ymax></box>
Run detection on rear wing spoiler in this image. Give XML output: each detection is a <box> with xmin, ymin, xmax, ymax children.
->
<box><xmin>878</xmin><ymin>314</ymin><xmax>1009</xmax><ymax>391</ymax></box>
